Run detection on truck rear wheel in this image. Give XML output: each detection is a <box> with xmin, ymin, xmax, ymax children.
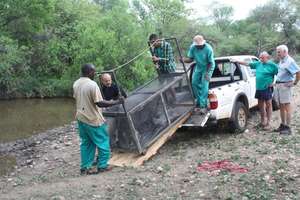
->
<box><xmin>229</xmin><ymin>102</ymin><xmax>248</xmax><ymax>133</ymax></box>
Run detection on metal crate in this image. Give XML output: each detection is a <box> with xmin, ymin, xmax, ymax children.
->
<box><xmin>100</xmin><ymin>38</ymin><xmax>195</xmax><ymax>154</ymax></box>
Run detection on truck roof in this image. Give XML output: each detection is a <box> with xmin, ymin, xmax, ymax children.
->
<box><xmin>215</xmin><ymin>55</ymin><xmax>257</xmax><ymax>61</ymax></box>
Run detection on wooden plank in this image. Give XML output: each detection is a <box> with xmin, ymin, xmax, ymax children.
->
<box><xmin>109</xmin><ymin>112</ymin><xmax>191</xmax><ymax>167</ymax></box>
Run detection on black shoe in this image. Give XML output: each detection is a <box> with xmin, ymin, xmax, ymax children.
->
<box><xmin>80</xmin><ymin>168</ymin><xmax>88</xmax><ymax>175</ymax></box>
<box><xmin>274</xmin><ymin>124</ymin><xmax>285</xmax><ymax>132</ymax></box>
<box><xmin>280</xmin><ymin>126</ymin><xmax>292</xmax><ymax>135</ymax></box>
<box><xmin>80</xmin><ymin>168</ymin><xmax>98</xmax><ymax>175</ymax></box>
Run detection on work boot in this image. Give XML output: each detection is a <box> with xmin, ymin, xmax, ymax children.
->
<box><xmin>194</xmin><ymin>107</ymin><xmax>208</xmax><ymax>115</ymax></box>
<box><xmin>274</xmin><ymin>124</ymin><xmax>285</xmax><ymax>132</ymax></box>
<box><xmin>97</xmin><ymin>165</ymin><xmax>114</xmax><ymax>173</ymax></box>
<box><xmin>199</xmin><ymin>108</ymin><xmax>208</xmax><ymax>115</ymax></box>
<box><xmin>280</xmin><ymin>125</ymin><xmax>292</xmax><ymax>135</ymax></box>
<box><xmin>80</xmin><ymin>168</ymin><xmax>98</xmax><ymax>175</ymax></box>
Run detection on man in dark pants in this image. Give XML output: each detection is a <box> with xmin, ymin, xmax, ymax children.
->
<box><xmin>100</xmin><ymin>73</ymin><xmax>127</xmax><ymax>100</ymax></box>
<box><xmin>232</xmin><ymin>52</ymin><xmax>278</xmax><ymax>130</ymax></box>
<box><xmin>73</xmin><ymin>63</ymin><xmax>123</xmax><ymax>175</ymax></box>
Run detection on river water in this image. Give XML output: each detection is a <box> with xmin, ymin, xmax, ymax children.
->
<box><xmin>0</xmin><ymin>98</ymin><xmax>75</xmax><ymax>143</ymax></box>
<box><xmin>0</xmin><ymin>98</ymin><xmax>75</xmax><ymax>175</ymax></box>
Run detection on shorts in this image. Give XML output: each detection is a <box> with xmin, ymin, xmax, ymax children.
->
<box><xmin>255</xmin><ymin>87</ymin><xmax>273</xmax><ymax>100</ymax></box>
<box><xmin>274</xmin><ymin>83</ymin><xmax>292</xmax><ymax>104</ymax></box>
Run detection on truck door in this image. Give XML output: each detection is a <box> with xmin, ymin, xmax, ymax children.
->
<box><xmin>212</xmin><ymin>61</ymin><xmax>241</xmax><ymax>118</ymax></box>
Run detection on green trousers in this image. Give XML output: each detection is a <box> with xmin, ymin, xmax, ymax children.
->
<box><xmin>77</xmin><ymin>120</ymin><xmax>110</xmax><ymax>169</ymax></box>
<box><xmin>192</xmin><ymin>70</ymin><xmax>209</xmax><ymax>108</ymax></box>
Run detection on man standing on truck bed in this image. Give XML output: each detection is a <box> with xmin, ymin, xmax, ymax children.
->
<box><xmin>232</xmin><ymin>52</ymin><xmax>278</xmax><ymax>131</ymax></box>
<box><xmin>274</xmin><ymin>45</ymin><xmax>300</xmax><ymax>135</ymax></box>
<box><xmin>181</xmin><ymin>35</ymin><xmax>215</xmax><ymax>114</ymax></box>
<box><xmin>73</xmin><ymin>63</ymin><xmax>123</xmax><ymax>175</ymax></box>
<box><xmin>149</xmin><ymin>33</ymin><xmax>176</xmax><ymax>74</ymax></box>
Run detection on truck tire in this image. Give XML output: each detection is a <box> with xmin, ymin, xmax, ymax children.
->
<box><xmin>229</xmin><ymin>102</ymin><xmax>248</xmax><ymax>133</ymax></box>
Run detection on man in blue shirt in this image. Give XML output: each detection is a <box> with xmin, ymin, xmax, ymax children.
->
<box><xmin>274</xmin><ymin>45</ymin><xmax>300</xmax><ymax>134</ymax></box>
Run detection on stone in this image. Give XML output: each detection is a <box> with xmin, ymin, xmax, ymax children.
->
<box><xmin>198</xmin><ymin>190</ymin><xmax>205</xmax><ymax>197</ymax></box>
<box><xmin>51</xmin><ymin>144</ymin><xmax>59</xmax><ymax>149</ymax></box>
<box><xmin>50</xmin><ymin>195</ymin><xmax>65</xmax><ymax>200</ymax></box>
<box><xmin>135</xmin><ymin>179</ymin><xmax>144</xmax><ymax>186</ymax></box>
<box><xmin>156</xmin><ymin>166</ymin><xmax>163</xmax><ymax>173</ymax></box>
<box><xmin>92</xmin><ymin>195</ymin><xmax>101</xmax><ymax>199</ymax></box>
<box><xmin>180</xmin><ymin>190</ymin><xmax>186</xmax><ymax>195</ymax></box>
<box><xmin>64</xmin><ymin>141</ymin><xmax>72</xmax><ymax>146</ymax></box>
<box><xmin>26</xmin><ymin>159</ymin><xmax>33</xmax><ymax>164</ymax></box>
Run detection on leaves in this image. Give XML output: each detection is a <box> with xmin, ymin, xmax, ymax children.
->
<box><xmin>0</xmin><ymin>0</ymin><xmax>299</xmax><ymax>98</ymax></box>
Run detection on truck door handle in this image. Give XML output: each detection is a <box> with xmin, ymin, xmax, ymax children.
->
<box><xmin>228</xmin><ymin>84</ymin><xmax>231</xmax><ymax>87</ymax></box>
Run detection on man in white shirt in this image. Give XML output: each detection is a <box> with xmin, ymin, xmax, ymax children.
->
<box><xmin>73</xmin><ymin>63</ymin><xmax>123</xmax><ymax>174</ymax></box>
<box><xmin>274</xmin><ymin>45</ymin><xmax>300</xmax><ymax>134</ymax></box>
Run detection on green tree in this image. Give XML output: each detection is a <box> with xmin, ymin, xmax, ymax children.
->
<box><xmin>210</xmin><ymin>2</ymin><xmax>234</xmax><ymax>32</ymax></box>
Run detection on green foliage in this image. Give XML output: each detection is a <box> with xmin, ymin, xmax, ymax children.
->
<box><xmin>210</xmin><ymin>2</ymin><xmax>234</xmax><ymax>32</ymax></box>
<box><xmin>0</xmin><ymin>36</ymin><xmax>29</xmax><ymax>97</ymax></box>
<box><xmin>0</xmin><ymin>0</ymin><xmax>299</xmax><ymax>98</ymax></box>
<box><xmin>116</xmin><ymin>58</ymin><xmax>156</xmax><ymax>92</ymax></box>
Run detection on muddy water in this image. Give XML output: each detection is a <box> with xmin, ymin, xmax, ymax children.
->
<box><xmin>0</xmin><ymin>98</ymin><xmax>75</xmax><ymax>176</ymax></box>
<box><xmin>0</xmin><ymin>155</ymin><xmax>16</xmax><ymax>175</ymax></box>
<box><xmin>0</xmin><ymin>98</ymin><xmax>75</xmax><ymax>143</ymax></box>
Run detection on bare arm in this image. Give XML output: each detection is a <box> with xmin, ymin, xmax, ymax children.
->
<box><xmin>238</xmin><ymin>61</ymin><xmax>250</xmax><ymax>66</ymax></box>
<box><xmin>230</xmin><ymin>59</ymin><xmax>249</xmax><ymax>66</ymax></box>
<box><xmin>294</xmin><ymin>71</ymin><xmax>300</xmax><ymax>85</ymax></box>
<box><xmin>181</xmin><ymin>57</ymin><xmax>193</xmax><ymax>63</ymax></box>
<box><xmin>95</xmin><ymin>98</ymin><xmax>124</xmax><ymax>108</ymax></box>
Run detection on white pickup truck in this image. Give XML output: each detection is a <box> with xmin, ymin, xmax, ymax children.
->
<box><xmin>183</xmin><ymin>55</ymin><xmax>259</xmax><ymax>132</ymax></box>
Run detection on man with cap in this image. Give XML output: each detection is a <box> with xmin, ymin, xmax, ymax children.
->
<box><xmin>149</xmin><ymin>33</ymin><xmax>176</xmax><ymax>74</ymax></box>
<box><xmin>274</xmin><ymin>45</ymin><xmax>300</xmax><ymax>134</ymax></box>
<box><xmin>181</xmin><ymin>35</ymin><xmax>215</xmax><ymax>114</ymax></box>
<box><xmin>73</xmin><ymin>63</ymin><xmax>124</xmax><ymax>175</ymax></box>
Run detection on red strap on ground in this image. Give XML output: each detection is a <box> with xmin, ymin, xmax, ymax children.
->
<box><xmin>197</xmin><ymin>160</ymin><xmax>248</xmax><ymax>173</ymax></box>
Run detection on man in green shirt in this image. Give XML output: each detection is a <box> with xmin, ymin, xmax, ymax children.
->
<box><xmin>181</xmin><ymin>35</ymin><xmax>215</xmax><ymax>114</ymax></box>
<box><xmin>232</xmin><ymin>52</ymin><xmax>278</xmax><ymax>130</ymax></box>
<box><xmin>149</xmin><ymin>33</ymin><xmax>176</xmax><ymax>74</ymax></box>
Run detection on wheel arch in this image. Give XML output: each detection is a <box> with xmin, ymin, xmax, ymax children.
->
<box><xmin>230</xmin><ymin>93</ymin><xmax>249</xmax><ymax>121</ymax></box>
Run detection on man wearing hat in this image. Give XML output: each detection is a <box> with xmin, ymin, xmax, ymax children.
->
<box><xmin>181</xmin><ymin>35</ymin><xmax>215</xmax><ymax>114</ymax></box>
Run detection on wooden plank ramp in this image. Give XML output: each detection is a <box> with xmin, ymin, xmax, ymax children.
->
<box><xmin>109</xmin><ymin>112</ymin><xmax>191</xmax><ymax>167</ymax></box>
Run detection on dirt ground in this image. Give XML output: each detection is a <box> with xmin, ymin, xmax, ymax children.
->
<box><xmin>1</xmin><ymin>87</ymin><xmax>300</xmax><ymax>200</ymax></box>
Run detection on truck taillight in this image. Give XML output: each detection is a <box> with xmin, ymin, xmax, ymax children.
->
<box><xmin>208</xmin><ymin>93</ymin><xmax>218</xmax><ymax>110</ymax></box>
